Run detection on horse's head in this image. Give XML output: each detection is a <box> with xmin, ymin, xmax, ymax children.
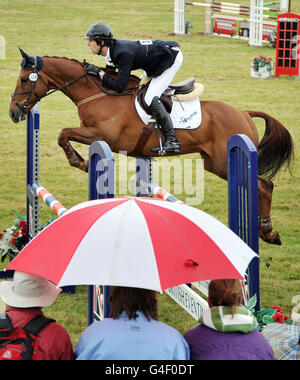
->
<box><xmin>9</xmin><ymin>48</ymin><xmax>48</xmax><ymax>123</ymax></box>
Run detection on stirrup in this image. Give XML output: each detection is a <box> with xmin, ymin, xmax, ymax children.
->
<box><xmin>151</xmin><ymin>136</ymin><xmax>166</xmax><ymax>156</ymax></box>
<box><xmin>151</xmin><ymin>140</ymin><xmax>181</xmax><ymax>154</ymax></box>
<box><xmin>151</xmin><ymin>122</ymin><xmax>166</xmax><ymax>156</ymax></box>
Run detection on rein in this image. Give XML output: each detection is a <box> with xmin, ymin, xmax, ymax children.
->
<box><xmin>40</xmin><ymin>72</ymin><xmax>88</xmax><ymax>100</ymax></box>
<box><xmin>89</xmin><ymin>73</ymin><xmax>138</xmax><ymax>97</ymax></box>
<box><xmin>99</xmin><ymin>84</ymin><xmax>138</xmax><ymax>96</ymax></box>
<box><xmin>76</xmin><ymin>73</ymin><xmax>139</xmax><ymax>107</ymax></box>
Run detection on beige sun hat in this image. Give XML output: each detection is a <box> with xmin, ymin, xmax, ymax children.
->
<box><xmin>0</xmin><ymin>271</ymin><xmax>61</xmax><ymax>308</ymax></box>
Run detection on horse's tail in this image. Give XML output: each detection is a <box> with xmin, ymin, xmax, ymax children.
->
<box><xmin>245</xmin><ymin>110</ymin><xmax>294</xmax><ymax>180</ymax></box>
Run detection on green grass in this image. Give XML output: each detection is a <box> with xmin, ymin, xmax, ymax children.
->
<box><xmin>0</xmin><ymin>0</ymin><xmax>300</xmax><ymax>347</ymax></box>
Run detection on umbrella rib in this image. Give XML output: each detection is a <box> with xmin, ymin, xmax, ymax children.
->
<box><xmin>109</xmin><ymin>199</ymin><xmax>139</xmax><ymax>284</ymax></box>
<box><xmin>108</xmin><ymin>199</ymin><xmax>161</xmax><ymax>290</ymax></box>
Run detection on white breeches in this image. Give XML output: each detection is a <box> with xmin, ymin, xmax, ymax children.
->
<box><xmin>144</xmin><ymin>49</ymin><xmax>183</xmax><ymax>107</ymax></box>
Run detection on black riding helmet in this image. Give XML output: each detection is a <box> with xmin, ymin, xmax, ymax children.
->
<box><xmin>84</xmin><ymin>23</ymin><xmax>114</xmax><ymax>44</ymax></box>
<box><xmin>84</xmin><ymin>23</ymin><xmax>115</xmax><ymax>55</ymax></box>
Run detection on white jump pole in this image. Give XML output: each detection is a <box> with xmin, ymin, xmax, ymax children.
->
<box><xmin>174</xmin><ymin>0</ymin><xmax>186</xmax><ymax>34</ymax></box>
<box><xmin>280</xmin><ymin>0</ymin><xmax>290</xmax><ymax>12</ymax></box>
<box><xmin>204</xmin><ymin>0</ymin><xmax>213</xmax><ymax>34</ymax></box>
<box><xmin>175</xmin><ymin>0</ymin><xmax>213</xmax><ymax>34</ymax></box>
<box><xmin>250</xmin><ymin>0</ymin><xmax>263</xmax><ymax>46</ymax></box>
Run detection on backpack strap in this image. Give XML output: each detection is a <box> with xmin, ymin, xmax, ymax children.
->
<box><xmin>0</xmin><ymin>313</ymin><xmax>55</xmax><ymax>336</ymax></box>
<box><xmin>0</xmin><ymin>313</ymin><xmax>14</xmax><ymax>330</ymax></box>
<box><xmin>23</xmin><ymin>315</ymin><xmax>56</xmax><ymax>336</ymax></box>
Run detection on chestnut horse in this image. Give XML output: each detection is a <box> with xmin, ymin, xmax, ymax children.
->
<box><xmin>9</xmin><ymin>50</ymin><xmax>293</xmax><ymax>245</ymax></box>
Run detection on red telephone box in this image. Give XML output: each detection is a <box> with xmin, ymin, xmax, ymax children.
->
<box><xmin>276</xmin><ymin>13</ymin><xmax>300</xmax><ymax>77</ymax></box>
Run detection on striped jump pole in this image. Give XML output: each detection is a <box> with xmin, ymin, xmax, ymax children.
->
<box><xmin>186</xmin><ymin>1</ymin><xmax>250</xmax><ymax>11</ymax></box>
<box><xmin>185</xmin><ymin>1</ymin><xmax>210</xmax><ymax>6</ymax></box>
<box><xmin>212</xmin><ymin>1</ymin><xmax>249</xmax><ymax>7</ymax></box>
<box><xmin>32</xmin><ymin>183</ymin><xmax>68</xmax><ymax>217</ymax></box>
<box><xmin>147</xmin><ymin>182</ymin><xmax>184</xmax><ymax>204</ymax></box>
<box><xmin>212</xmin><ymin>1</ymin><xmax>250</xmax><ymax>11</ymax></box>
<box><xmin>186</xmin><ymin>1</ymin><xmax>277</xmax><ymax>15</ymax></box>
<box><xmin>135</xmin><ymin>157</ymin><xmax>184</xmax><ymax>204</ymax></box>
<box><xmin>264</xmin><ymin>0</ymin><xmax>289</xmax><ymax>11</ymax></box>
<box><xmin>264</xmin><ymin>1</ymin><xmax>279</xmax><ymax>5</ymax></box>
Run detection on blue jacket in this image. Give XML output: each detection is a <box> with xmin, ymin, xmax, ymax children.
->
<box><xmin>102</xmin><ymin>39</ymin><xmax>180</xmax><ymax>92</ymax></box>
<box><xmin>75</xmin><ymin>311</ymin><xmax>189</xmax><ymax>360</ymax></box>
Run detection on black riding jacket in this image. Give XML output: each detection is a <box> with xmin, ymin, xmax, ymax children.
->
<box><xmin>102</xmin><ymin>39</ymin><xmax>180</xmax><ymax>93</ymax></box>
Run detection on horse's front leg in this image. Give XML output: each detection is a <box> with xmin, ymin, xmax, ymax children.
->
<box><xmin>58</xmin><ymin>126</ymin><xmax>101</xmax><ymax>172</ymax></box>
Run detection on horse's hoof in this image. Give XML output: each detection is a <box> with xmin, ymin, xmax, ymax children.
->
<box><xmin>78</xmin><ymin>160</ymin><xmax>89</xmax><ymax>173</ymax></box>
<box><xmin>259</xmin><ymin>230</ymin><xmax>282</xmax><ymax>245</ymax></box>
<box><xmin>273</xmin><ymin>232</ymin><xmax>282</xmax><ymax>245</ymax></box>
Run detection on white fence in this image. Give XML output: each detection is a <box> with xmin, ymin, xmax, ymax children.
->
<box><xmin>174</xmin><ymin>0</ymin><xmax>290</xmax><ymax>46</ymax></box>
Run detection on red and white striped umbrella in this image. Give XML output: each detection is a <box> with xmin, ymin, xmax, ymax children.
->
<box><xmin>7</xmin><ymin>197</ymin><xmax>257</xmax><ymax>291</ymax></box>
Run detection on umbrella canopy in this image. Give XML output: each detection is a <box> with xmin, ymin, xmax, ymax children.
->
<box><xmin>7</xmin><ymin>197</ymin><xmax>258</xmax><ymax>291</ymax></box>
<box><xmin>262</xmin><ymin>323</ymin><xmax>300</xmax><ymax>360</ymax></box>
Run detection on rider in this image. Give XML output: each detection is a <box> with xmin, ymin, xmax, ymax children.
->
<box><xmin>83</xmin><ymin>22</ymin><xmax>182</xmax><ymax>153</ymax></box>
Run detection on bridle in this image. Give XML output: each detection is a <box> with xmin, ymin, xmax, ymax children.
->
<box><xmin>11</xmin><ymin>57</ymin><xmax>88</xmax><ymax>114</ymax></box>
<box><xmin>11</xmin><ymin>56</ymin><xmax>139</xmax><ymax>113</ymax></box>
<box><xmin>11</xmin><ymin>70</ymin><xmax>49</xmax><ymax>114</ymax></box>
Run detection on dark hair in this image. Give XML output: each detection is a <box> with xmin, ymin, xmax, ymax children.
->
<box><xmin>109</xmin><ymin>286</ymin><xmax>158</xmax><ymax>321</ymax></box>
<box><xmin>96</xmin><ymin>37</ymin><xmax>115</xmax><ymax>47</ymax></box>
<box><xmin>208</xmin><ymin>279</ymin><xmax>243</xmax><ymax>316</ymax></box>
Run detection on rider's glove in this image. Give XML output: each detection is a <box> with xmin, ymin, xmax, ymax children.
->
<box><xmin>86</xmin><ymin>64</ymin><xmax>100</xmax><ymax>75</ymax></box>
<box><xmin>86</xmin><ymin>64</ymin><xmax>105</xmax><ymax>79</ymax></box>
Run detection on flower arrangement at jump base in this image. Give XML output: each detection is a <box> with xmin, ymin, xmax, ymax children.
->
<box><xmin>0</xmin><ymin>213</ymin><xmax>27</xmax><ymax>263</ymax></box>
<box><xmin>250</xmin><ymin>55</ymin><xmax>274</xmax><ymax>79</ymax></box>
<box><xmin>0</xmin><ymin>211</ymin><xmax>54</xmax><ymax>263</ymax></box>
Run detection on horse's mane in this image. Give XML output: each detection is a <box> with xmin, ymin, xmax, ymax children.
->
<box><xmin>43</xmin><ymin>56</ymin><xmax>84</xmax><ymax>66</ymax></box>
<box><xmin>42</xmin><ymin>55</ymin><xmax>141</xmax><ymax>87</ymax></box>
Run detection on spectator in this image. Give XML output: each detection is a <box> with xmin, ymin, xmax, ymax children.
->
<box><xmin>184</xmin><ymin>279</ymin><xmax>274</xmax><ymax>360</ymax></box>
<box><xmin>75</xmin><ymin>286</ymin><xmax>189</xmax><ymax>360</ymax></box>
<box><xmin>0</xmin><ymin>271</ymin><xmax>74</xmax><ymax>360</ymax></box>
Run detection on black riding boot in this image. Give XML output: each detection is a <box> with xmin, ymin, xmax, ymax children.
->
<box><xmin>150</xmin><ymin>97</ymin><xmax>181</xmax><ymax>153</ymax></box>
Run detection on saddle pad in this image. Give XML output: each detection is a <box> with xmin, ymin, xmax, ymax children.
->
<box><xmin>135</xmin><ymin>97</ymin><xmax>202</xmax><ymax>130</ymax></box>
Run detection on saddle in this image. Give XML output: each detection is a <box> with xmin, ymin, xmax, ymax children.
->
<box><xmin>137</xmin><ymin>77</ymin><xmax>198</xmax><ymax>115</ymax></box>
<box><xmin>132</xmin><ymin>77</ymin><xmax>204</xmax><ymax>156</ymax></box>
<box><xmin>85</xmin><ymin>66</ymin><xmax>203</xmax><ymax>156</ymax></box>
